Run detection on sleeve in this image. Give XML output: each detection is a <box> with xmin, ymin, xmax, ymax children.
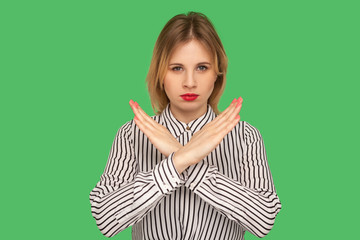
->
<box><xmin>184</xmin><ymin>121</ymin><xmax>282</xmax><ymax>238</ymax></box>
<box><xmin>89</xmin><ymin>121</ymin><xmax>185</xmax><ymax>238</ymax></box>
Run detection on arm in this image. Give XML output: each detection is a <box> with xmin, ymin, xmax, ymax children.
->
<box><xmin>183</xmin><ymin>121</ymin><xmax>282</xmax><ymax>238</ymax></box>
<box><xmin>89</xmin><ymin>121</ymin><xmax>184</xmax><ymax>238</ymax></box>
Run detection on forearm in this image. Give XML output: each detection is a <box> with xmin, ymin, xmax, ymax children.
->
<box><xmin>185</xmin><ymin>162</ymin><xmax>281</xmax><ymax>237</ymax></box>
<box><xmin>173</xmin><ymin>149</ymin><xmax>190</xmax><ymax>174</ymax></box>
<box><xmin>90</xmin><ymin>173</ymin><xmax>157</xmax><ymax>237</ymax></box>
<box><xmin>90</xmin><ymin>154</ymin><xmax>184</xmax><ymax>237</ymax></box>
<box><xmin>172</xmin><ymin>145</ymin><xmax>195</xmax><ymax>175</ymax></box>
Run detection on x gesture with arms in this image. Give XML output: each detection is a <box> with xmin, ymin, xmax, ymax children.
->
<box><xmin>129</xmin><ymin>97</ymin><xmax>243</xmax><ymax>174</ymax></box>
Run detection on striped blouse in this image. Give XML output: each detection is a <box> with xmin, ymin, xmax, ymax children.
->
<box><xmin>89</xmin><ymin>103</ymin><xmax>282</xmax><ymax>239</ymax></box>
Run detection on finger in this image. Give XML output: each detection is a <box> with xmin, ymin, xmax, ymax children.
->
<box><xmin>220</xmin><ymin>97</ymin><xmax>242</xmax><ymax>127</ymax></box>
<box><xmin>129</xmin><ymin>99</ymin><xmax>140</xmax><ymax>117</ymax></box>
<box><xmin>218</xmin><ymin>97</ymin><xmax>241</xmax><ymax>120</ymax></box>
<box><xmin>130</xmin><ymin>101</ymin><xmax>155</xmax><ymax>129</ymax></box>
<box><xmin>218</xmin><ymin>98</ymin><xmax>237</xmax><ymax>117</ymax></box>
<box><xmin>224</xmin><ymin>115</ymin><xmax>240</xmax><ymax>134</ymax></box>
<box><xmin>133</xmin><ymin>114</ymin><xmax>145</xmax><ymax>132</ymax></box>
<box><xmin>215</xmin><ymin>113</ymin><xmax>240</xmax><ymax>140</ymax></box>
<box><xmin>228</xmin><ymin>96</ymin><xmax>243</xmax><ymax>119</ymax></box>
<box><xmin>228</xmin><ymin>96</ymin><xmax>242</xmax><ymax>115</ymax></box>
<box><xmin>129</xmin><ymin>101</ymin><xmax>155</xmax><ymax>131</ymax></box>
<box><xmin>135</xmin><ymin>102</ymin><xmax>159</xmax><ymax>128</ymax></box>
<box><xmin>206</xmin><ymin>98</ymin><xmax>236</xmax><ymax>129</ymax></box>
<box><xmin>133</xmin><ymin>102</ymin><xmax>174</xmax><ymax>141</ymax></box>
<box><xmin>213</xmin><ymin>97</ymin><xmax>242</xmax><ymax>127</ymax></box>
<box><xmin>133</xmin><ymin>110</ymin><xmax>157</xmax><ymax>138</ymax></box>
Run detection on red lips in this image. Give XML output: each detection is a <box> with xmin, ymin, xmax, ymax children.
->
<box><xmin>181</xmin><ymin>93</ymin><xmax>199</xmax><ymax>101</ymax></box>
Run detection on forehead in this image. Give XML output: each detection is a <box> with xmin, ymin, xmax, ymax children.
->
<box><xmin>169</xmin><ymin>39</ymin><xmax>214</xmax><ymax>62</ymax></box>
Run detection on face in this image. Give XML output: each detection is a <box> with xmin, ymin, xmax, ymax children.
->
<box><xmin>163</xmin><ymin>39</ymin><xmax>217</xmax><ymax>122</ymax></box>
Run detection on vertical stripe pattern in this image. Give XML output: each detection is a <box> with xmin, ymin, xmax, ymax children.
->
<box><xmin>89</xmin><ymin>103</ymin><xmax>282</xmax><ymax>239</ymax></box>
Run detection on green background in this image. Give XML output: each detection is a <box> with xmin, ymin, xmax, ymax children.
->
<box><xmin>1</xmin><ymin>0</ymin><xmax>359</xmax><ymax>239</ymax></box>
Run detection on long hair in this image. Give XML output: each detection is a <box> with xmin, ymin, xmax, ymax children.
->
<box><xmin>146</xmin><ymin>11</ymin><xmax>228</xmax><ymax>115</ymax></box>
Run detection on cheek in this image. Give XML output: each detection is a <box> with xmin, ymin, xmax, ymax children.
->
<box><xmin>208</xmin><ymin>83</ymin><xmax>215</xmax><ymax>94</ymax></box>
<box><xmin>163</xmin><ymin>73</ymin><xmax>179</xmax><ymax>90</ymax></box>
<box><xmin>163</xmin><ymin>74</ymin><xmax>170</xmax><ymax>90</ymax></box>
<box><xmin>205</xmin><ymin>74</ymin><xmax>217</xmax><ymax>89</ymax></box>
<box><xmin>163</xmin><ymin>78</ymin><xmax>175</xmax><ymax>97</ymax></box>
<box><xmin>163</xmin><ymin>78</ymin><xmax>171</xmax><ymax>92</ymax></box>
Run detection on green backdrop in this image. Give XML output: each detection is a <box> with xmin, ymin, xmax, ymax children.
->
<box><xmin>1</xmin><ymin>0</ymin><xmax>359</xmax><ymax>239</ymax></box>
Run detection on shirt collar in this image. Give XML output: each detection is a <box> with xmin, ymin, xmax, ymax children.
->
<box><xmin>160</xmin><ymin>103</ymin><xmax>217</xmax><ymax>139</ymax></box>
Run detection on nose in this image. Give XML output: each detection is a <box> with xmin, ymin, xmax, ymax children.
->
<box><xmin>183</xmin><ymin>71</ymin><xmax>197</xmax><ymax>89</ymax></box>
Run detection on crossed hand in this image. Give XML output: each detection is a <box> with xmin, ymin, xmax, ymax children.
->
<box><xmin>129</xmin><ymin>97</ymin><xmax>243</xmax><ymax>174</ymax></box>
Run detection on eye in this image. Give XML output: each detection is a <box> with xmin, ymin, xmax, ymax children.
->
<box><xmin>172</xmin><ymin>66</ymin><xmax>183</xmax><ymax>71</ymax></box>
<box><xmin>198</xmin><ymin>65</ymin><xmax>208</xmax><ymax>71</ymax></box>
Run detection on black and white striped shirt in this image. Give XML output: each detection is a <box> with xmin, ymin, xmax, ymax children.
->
<box><xmin>89</xmin><ymin>103</ymin><xmax>282</xmax><ymax>239</ymax></box>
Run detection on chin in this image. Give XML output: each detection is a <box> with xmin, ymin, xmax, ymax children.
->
<box><xmin>183</xmin><ymin>102</ymin><xmax>206</xmax><ymax>109</ymax></box>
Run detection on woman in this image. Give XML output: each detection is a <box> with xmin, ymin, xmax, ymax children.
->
<box><xmin>89</xmin><ymin>12</ymin><xmax>281</xmax><ymax>239</ymax></box>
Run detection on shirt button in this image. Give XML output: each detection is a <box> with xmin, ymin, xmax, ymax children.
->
<box><xmin>186</xmin><ymin>126</ymin><xmax>191</xmax><ymax>131</ymax></box>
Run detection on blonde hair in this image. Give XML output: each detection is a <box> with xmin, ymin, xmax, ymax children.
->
<box><xmin>146</xmin><ymin>11</ymin><xmax>228</xmax><ymax>115</ymax></box>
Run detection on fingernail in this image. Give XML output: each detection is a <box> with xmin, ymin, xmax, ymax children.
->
<box><xmin>134</xmin><ymin>102</ymin><xmax>139</xmax><ymax>108</ymax></box>
<box><xmin>236</xmin><ymin>99</ymin><xmax>242</xmax><ymax>107</ymax></box>
<box><xmin>134</xmin><ymin>116</ymin><xmax>138</xmax><ymax>121</ymax></box>
<box><xmin>232</xmin><ymin>98</ymin><xmax>237</xmax><ymax>104</ymax></box>
<box><xmin>129</xmin><ymin>99</ymin><xmax>134</xmax><ymax>105</ymax></box>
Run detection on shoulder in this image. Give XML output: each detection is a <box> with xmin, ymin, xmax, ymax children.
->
<box><xmin>231</xmin><ymin>120</ymin><xmax>263</xmax><ymax>140</ymax></box>
<box><xmin>115</xmin><ymin>119</ymin><xmax>135</xmax><ymax>140</ymax></box>
<box><xmin>243</xmin><ymin>121</ymin><xmax>261</xmax><ymax>134</ymax></box>
<box><xmin>232</xmin><ymin>120</ymin><xmax>257</xmax><ymax>132</ymax></box>
<box><xmin>116</xmin><ymin>114</ymin><xmax>163</xmax><ymax>137</ymax></box>
<box><xmin>240</xmin><ymin>121</ymin><xmax>264</xmax><ymax>143</ymax></box>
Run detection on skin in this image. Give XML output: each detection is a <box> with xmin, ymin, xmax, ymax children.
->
<box><xmin>130</xmin><ymin>98</ymin><xmax>242</xmax><ymax>174</ymax></box>
<box><xmin>129</xmin><ymin>39</ymin><xmax>243</xmax><ymax>174</ymax></box>
<box><xmin>162</xmin><ymin>39</ymin><xmax>218</xmax><ymax>124</ymax></box>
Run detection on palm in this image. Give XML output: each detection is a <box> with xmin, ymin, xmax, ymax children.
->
<box><xmin>129</xmin><ymin>100</ymin><xmax>182</xmax><ymax>157</ymax></box>
<box><xmin>129</xmin><ymin>97</ymin><xmax>242</xmax><ymax>165</ymax></box>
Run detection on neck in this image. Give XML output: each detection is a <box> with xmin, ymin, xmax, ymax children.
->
<box><xmin>170</xmin><ymin>104</ymin><xmax>208</xmax><ymax>125</ymax></box>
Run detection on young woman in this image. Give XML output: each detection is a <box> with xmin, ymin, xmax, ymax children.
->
<box><xmin>89</xmin><ymin>12</ymin><xmax>281</xmax><ymax>239</ymax></box>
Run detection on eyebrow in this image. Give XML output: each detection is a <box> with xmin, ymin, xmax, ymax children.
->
<box><xmin>169</xmin><ymin>62</ymin><xmax>212</xmax><ymax>66</ymax></box>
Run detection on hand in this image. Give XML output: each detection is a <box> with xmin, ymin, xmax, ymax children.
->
<box><xmin>173</xmin><ymin>97</ymin><xmax>243</xmax><ymax>174</ymax></box>
<box><xmin>129</xmin><ymin>100</ymin><xmax>183</xmax><ymax>158</ymax></box>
